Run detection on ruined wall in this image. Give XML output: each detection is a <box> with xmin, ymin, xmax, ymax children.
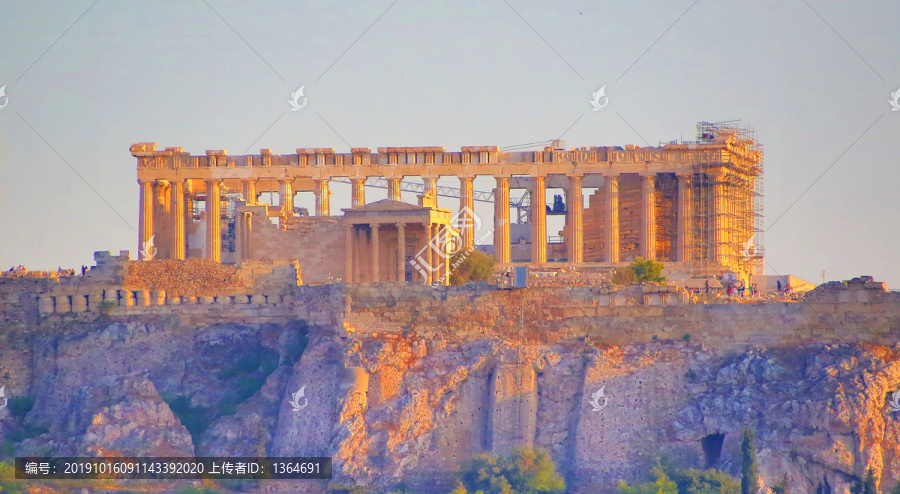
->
<box><xmin>249</xmin><ymin>215</ymin><xmax>345</xmax><ymax>284</ymax></box>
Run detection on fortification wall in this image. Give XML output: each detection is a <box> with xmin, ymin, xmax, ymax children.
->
<box><xmin>342</xmin><ymin>279</ymin><xmax>899</xmax><ymax>351</ymax></box>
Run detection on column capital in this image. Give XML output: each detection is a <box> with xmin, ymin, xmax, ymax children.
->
<box><xmin>638</xmin><ymin>171</ymin><xmax>657</xmax><ymax>178</ymax></box>
<box><xmin>396</xmin><ymin>222</ymin><xmax>406</xmax><ymax>229</ymax></box>
<box><xmin>603</xmin><ymin>172</ymin><xmax>621</xmax><ymax>179</ymax></box>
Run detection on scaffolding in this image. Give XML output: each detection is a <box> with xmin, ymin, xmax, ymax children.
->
<box><xmin>688</xmin><ymin>121</ymin><xmax>764</xmax><ymax>277</ymax></box>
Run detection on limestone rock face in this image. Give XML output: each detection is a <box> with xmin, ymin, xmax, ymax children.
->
<box><xmin>4</xmin><ymin>318</ymin><xmax>900</xmax><ymax>493</ymax></box>
<box><xmin>20</xmin><ymin>375</ymin><xmax>193</xmax><ymax>457</ymax></box>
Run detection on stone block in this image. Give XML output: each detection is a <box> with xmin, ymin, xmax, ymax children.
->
<box><xmin>166</xmin><ymin>296</ymin><xmax>182</xmax><ymax>305</ymax></box>
<box><xmin>38</xmin><ymin>296</ymin><xmax>54</xmax><ymax>314</ymax></box>
<box><xmin>199</xmin><ymin>296</ymin><xmax>215</xmax><ymax>305</ymax></box>
<box><xmin>55</xmin><ymin>295</ymin><xmax>72</xmax><ymax>313</ymax></box>
<box><xmin>150</xmin><ymin>290</ymin><xmax>166</xmax><ymax>305</ymax></box>
<box><xmin>123</xmin><ymin>291</ymin><xmax>136</xmax><ymax>307</ymax></box>
<box><xmin>136</xmin><ymin>290</ymin><xmax>151</xmax><ymax>306</ymax></box>
<box><xmin>71</xmin><ymin>295</ymin><xmax>88</xmax><ymax>313</ymax></box>
<box><xmin>215</xmin><ymin>296</ymin><xmax>232</xmax><ymax>305</ymax></box>
<box><xmin>250</xmin><ymin>295</ymin><xmax>266</xmax><ymax>304</ymax></box>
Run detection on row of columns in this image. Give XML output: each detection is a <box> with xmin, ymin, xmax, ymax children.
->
<box><xmin>344</xmin><ymin>222</ymin><xmax>450</xmax><ymax>285</ymax></box>
<box><xmin>139</xmin><ymin>172</ymin><xmax>695</xmax><ymax>266</ymax></box>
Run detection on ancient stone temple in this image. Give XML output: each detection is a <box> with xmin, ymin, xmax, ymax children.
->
<box><xmin>132</xmin><ymin>121</ymin><xmax>763</xmax><ymax>284</ymax></box>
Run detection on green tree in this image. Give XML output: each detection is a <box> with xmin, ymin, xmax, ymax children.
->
<box><xmin>850</xmin><ymin>468</ymin><xmax>878</xmax><ymax>494</ymax></box>
<box><xmin>458</xmin><ymin>448</ymin><xmax>565</xmax><ymax>494</ymax></box>
<box><xmin>618</xmin><ymin>467</ymin><xmax>678</xmax><ymax>494</ymax></box>
<box><xmin>449</xmin><ymin>249</ymin><xmax>495</xmax><ymax>285</ymax></box>
<box><xmin>630</xmin><ymin>257</ymin><xmax>666</xmax><ymax>283</ymax></box>
<box><xmin>741</xmin><ymin>429</ymin><xmax>759</xmax><ymax>494</ymax></box>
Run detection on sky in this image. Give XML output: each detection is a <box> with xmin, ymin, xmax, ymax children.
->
<box><xmin>1</xmin><ymin>0</ymin><xmax>898</xmax><ymax>288</ymax></box>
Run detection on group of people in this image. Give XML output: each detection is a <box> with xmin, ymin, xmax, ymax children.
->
<box><xmin>4</xmin><ymin>265</ymin><xmax>90</xmax><ymax>276</ymax></box>
<box><xmin>725</xmin><ymin>282</ymin><xmax>758</xmax><ymax>298</ymax></box>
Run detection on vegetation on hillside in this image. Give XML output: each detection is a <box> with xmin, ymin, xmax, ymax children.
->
<box><xmin>611</xmin><ymin>257</ymin><xmax>666</xmax><ymax>285</ymax></box>
<box><xmin>449</xmin><ymin>249</ymin><xmax>495</xmax><ymax>285</ymax></box>
<box><xmin>452</xmin><ymin>448</ymin><xmax>565</xmax><ymax>494</ymax></box>
<box><xmin>618</xmin><ymin>458</ymin><xmax>739</xmax><ymax>494</ymax></box>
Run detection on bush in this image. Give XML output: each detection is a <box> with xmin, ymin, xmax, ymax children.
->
<box><xmin>0</xmin><ymin>462</ymin><xmax>25</xmax><ymax>493</ymax></box>
<box><xmin>457</xmin><ymin>448</ymin><xmax>565</xmax><ymax>493</ymax></box>
<box><xmin>611</xmin><ymin>267</ymin><xmax>637</xmax><ymax>286</ymax></box>
<box><xmin>850</xmin><ymin>468</ymin><xmax>878</xmax><ymax>494</ymax></box>
<box><xmin>618</xmin><ymin>467</ymin><xmax>678</xmax><ymax>493</ymax></box>
<box><xmin>621</xmin><ymin>459</ymin><xmax>739</xmax><ymax>494</ymax></box>
<box><xmin>449</xmin><ymin>249</ymin><xmax>495</xmax><ymax>286</ymax></box>
<box><xmin>8</xmin><ymin>396</ymin><xmax>34</xmax><ymax>418</ymax></box>
<box><xmin>630</xmin><ymin>257</ymin><xmax>666</xmax><ymax>283</ymax></box>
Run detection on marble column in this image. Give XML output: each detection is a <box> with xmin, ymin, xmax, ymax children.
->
<box><xmin>351</xmin><ymin>179</ymin><xmax>366</xmax><ymax>208</ymax></box>
<box><xmin>243</xmin><ymin>180</ymin><xmax>257</xmax><ymax>204</ymax></box>
<box><xmin>604</xmin><ymin>174</ymin><xmax>619</xmax><ymax>263</ymax></box>
<box><xmin>345</xmin><ymin>225</ymin><xmax>354</xmax><ymax>283</ymax></box>
<box><xmin>640</xmin><ymin>173</ymin><xmax>656</xmax><ymax>260</ymax></box>
<box><xmin>138</xmin><ymin>180</ymin><xmax>154</xmax><ymax>260</ymax></box>
<box><xmin>388</xmin><ymin>178</ymin><xmax>402</xmax><ymax>201</ymax></box>
<box><xmin>156</xmin><ymin>181</ymin><xmax>171</xmax><ymax>259</ymax></box>
<box><xmin>206</xmin><ymin>180</ymin><xmax>221</xmax><ymax>262</ymax></box>
<box><xmin>712</xmin><ymin>173</ymin><xmax>726</xmax><ymax>265</ymax></box>
<box><xmin>494</xmin><ymin>177</ymin><xmax>511</xmax><ymax>264</ymax></box>
<box><xmin>397</xmin><ymin>223</ymin><xmax>406</xmax><ymax>283</ymax></box>
<box><xmin>371</xmin><ymin>223</ymin><xmax>380</xmax><ymax>282</ymax></box>
<box><xmin>354</xmin><ymin>227</ymin><xmax>363</xmax><ymax>282</ymax></box>
<box><xmin>459</xmin><ymin>177</ymin><xmax>475</xmax><ymax>250</ymax></box>
<box><xmin>424</xmin><ymin>223</ymin><xmax>434</xmax><ymax>286</ymax></box>
<box><xmin>567</xmin><ymin>175</ymin><xmax>584</xmax><ymax>264</ymax></box>
<box><xmin>172</xmin><ymin>180</ymin><xmax>186</xmax><ymax>260</ymax></box>
<box><xmin>677</xmin><ymin>173</ymin><xmax>692</xmax><ymax>263</ymax></box>
<box><xmin>530</xmin><ymin>176</ymin><xmax>547</xmax><ymax>263</ymax></box>
<box><xmin>315</xmin><ymin>179</ymin><xmax>330</xmax><ymax>216</ymax></box>
<box><xmin>279</xmin><ymin>179</ymin><xmax>293</xmax><ymax>218</ymax></box>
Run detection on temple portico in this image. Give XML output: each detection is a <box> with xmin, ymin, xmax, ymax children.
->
<box><xmin>131</xmin><ymin>122</ymin><xmax>763</xmax><ymax>283</ymax></box>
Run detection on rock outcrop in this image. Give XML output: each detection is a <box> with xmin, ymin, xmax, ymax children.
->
<box><xmin>2</xmin><ymin>316</ymin><xmax>900</xmax><ymax>493</ymax></box>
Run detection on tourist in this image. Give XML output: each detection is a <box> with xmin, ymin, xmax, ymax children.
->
<box><xmin>739</xmin><ymin>283</ymin><xmax>745</xmax><ymax>298</ymax></box>
<box><xmin>777</xmin><ymin>280</ymin><xmax>782</xmax><ymax>293</ymax></box>
<box><xmin>705</xmin><ymin>279</ymin><xmax>710</xmax><ymax>295</ymax></box>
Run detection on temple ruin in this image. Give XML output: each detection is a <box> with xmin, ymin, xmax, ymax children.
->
<box><xmin>132</xmin><ymin>121</ymin><xmax>763</xmax><ymax>284</ymax></box>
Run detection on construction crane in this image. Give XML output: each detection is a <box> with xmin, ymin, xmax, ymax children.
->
<box><xmin>330</xmin><ymin>176</ymin><xmax>533</xmax><ymax>220</ymax></box>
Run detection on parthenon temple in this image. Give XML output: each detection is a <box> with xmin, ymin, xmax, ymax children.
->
<box><xmin>132</xmin><ymin>121</ymin><xmax>763</xmax><ymax>285</ymax></box>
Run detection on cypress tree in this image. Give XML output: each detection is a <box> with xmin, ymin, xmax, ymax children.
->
<box><xmin>741</xmin><ymin>428</ymin><xmax>759</xmax><ymax>494</ymax></box>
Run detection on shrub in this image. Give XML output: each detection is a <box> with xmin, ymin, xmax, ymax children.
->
<box><xmin>683</xmin><ymin>334</ymin><xmax>691</xmax><ymax>342</ymax></box>
<box><xmin>622</xmin><ymin>459</ymin><xmax>739</xmax><ymax>494</ymax></box>
<box><xmin>449</xmin><ymin>249</ymin><xmax>495</xmax><ymax>286</ymax></box>
<box><xmin>611</xmin><ymin>266</ymin><xmax>637</xmax><ymax>286</ymax></box>
<box><xmin>850</xmin><ymin>468</ymin><xmax>878</xmax><ymax>494</ymax></box>
<box><xmin>0</xmin><ymin>462</ymin><xmax>25</xmax><ymax>493</ymax></box>
<box><xmin>8</xmin><ymin>396</ymin><xmax>34</xmax><ymax>418</ymax></box>
<box><xmin>630</xmin><ymin>257</ymin><xmax>666</xmax><ymax>283</ymax></box>
<box><xmin>618</xmin><ymin>467</ymin><xmax>678</xmax><ymax>493</ymax></box>
<box><xmin>772</xmin><ymin>474</ymin><xmax>791</xmax><ymax>494</ymax></box>
<box><xmin>457</xmin><ymin>448</ymin><xmax>565</xmax><ymax>494</ymax></box>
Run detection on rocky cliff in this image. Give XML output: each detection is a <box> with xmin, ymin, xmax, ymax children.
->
<box><xmin>1</xmin><ymin>282</ymin><xmax>899</xmax><ymax>493</ymax></box>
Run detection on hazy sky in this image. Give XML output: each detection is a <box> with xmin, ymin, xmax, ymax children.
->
<box><xmin>1</xmin><ymin>1</ymin><xmax>898</xmax><ymax>288</ymax></box>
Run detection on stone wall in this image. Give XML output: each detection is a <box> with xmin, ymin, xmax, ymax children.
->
<box><xmin>248</xmin><ymin>215</ymin><xmax>345</xmax><ymax>284</ymax></box>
